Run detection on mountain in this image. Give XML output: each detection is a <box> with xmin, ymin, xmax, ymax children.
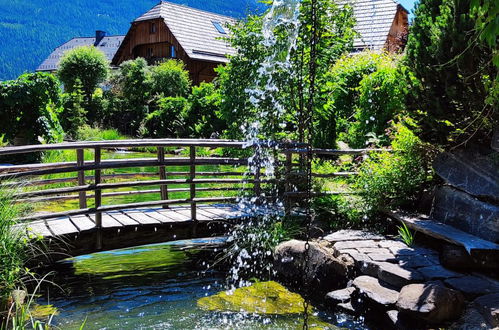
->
<box><xmin>0</xmin><ymin>0</ymin><xmax>263</xmax><ymax>81</ymax></box>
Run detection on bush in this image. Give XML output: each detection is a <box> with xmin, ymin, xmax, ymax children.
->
<box><xmin>143</xmin><ymin>96</ymin><xmax>190</xmax><ymax>138</ymax></box>
<box><xmin>0</xmin><ymin>72</ymin><xmax>64</xmax><ymax>145</ymax></box>
<box><xmin>185</xmin><ymin>82</ymin><xmax>225</xmax><ymax>137</ymax></box>
<box><xmin>320</xmin><ymin>52</ymin><xmax>405</xmax><ymax>148</ymax></box>
<box><xmin>60</xmin><ymin>81</ymin><xmax>86</xmax><ymax>139</ymax></box>
<box><xmin>354</xmin><ymin>121</ymin><xmax>434</xmax><ymax>213</ymax></box>
<box><xmin>150</xmin><ymin>60</ymin><xmax>191</xmax><ymax>98</ymax></box>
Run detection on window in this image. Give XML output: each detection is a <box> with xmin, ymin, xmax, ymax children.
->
<box><xmin>150</xmin><ymin>22</ymin><xmax>156</xmax><ymax>34</ymax></box>
<box><xmin>170</xmin><ymin>45</ymin><xmax>176</xmax><ymax>58</ymax></box>
<box><xmin>146</xmin><ymin>47</ymin><xmax>154</xmax><ymax>57</ymax></box>
<box><xmin>212</xmin><ymin>21</ymin><xmax>226</xmax><ymax>34</ymax></box>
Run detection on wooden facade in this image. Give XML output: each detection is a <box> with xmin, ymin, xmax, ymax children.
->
<box><xmin>385</xmin><ymin>6</ymin><xmax>409</xmax><ymax>53</ymax></box>
<box><xmin>113</xmin><ymin>18</ymin><xmax>225</xmax><ymax>84</ymax></box>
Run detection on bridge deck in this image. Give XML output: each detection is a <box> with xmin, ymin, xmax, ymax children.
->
<box><xmin>26</xmin><ymin>204</ymin><xmax>254</xmax><ymax>260</ymax></box>
<box><xmin>28</xmin><ymin>204</ymin><xmax>248</xmax><ymax>238</ymax></box>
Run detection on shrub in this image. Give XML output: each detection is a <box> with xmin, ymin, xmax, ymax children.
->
<box><xmin>0</xmin><ymin>72</ymin><xmax>64</xmax><ymax>145</ymax></box>
<box><xmin>150</xmin><ymin>60</ymin><xmax>191</xmax><ymax>98</ymax></box>
<box><xmin>354</xmin><ymin>121</ymin><xmax>434</xmax><ymax>213</ymax></box>
<box><xmin>57</xmin><ymin>46</ymin><xmax>109</xmax><ymax>122</ymax></box>
<box><xmin>185</xmin><ymin>82</ymin><xmax>225</xmax><ymax>138</ymax></box>
<box><xmin>143</xmin><ymin>96</ymin><xmax>190</xmax><ymax>138</ymax></box>
<box><xmin>320</xmin><ymin>51</ymin><xmax>405</xmax><ymax>148</ymax></box>
<box><xmin>60</xmin><ymin>81</ymin><xmax>86</xmax><ymax>139</ymax></box>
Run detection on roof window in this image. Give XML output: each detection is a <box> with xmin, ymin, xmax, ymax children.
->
<box><xmin>212</xmin><ymin>21</ymin><xmax>226</xmax><ymax>34</ymax></box>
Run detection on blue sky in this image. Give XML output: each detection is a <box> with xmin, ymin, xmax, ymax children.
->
<box><xmin>398</xmin><ymin>0</ymin><xmax>418</xmax><ymax>18</ymax></box>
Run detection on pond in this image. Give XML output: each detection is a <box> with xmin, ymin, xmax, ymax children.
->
<box><xmin>37</xmin><ymin>238</ymin><xmax>368</xmax><ymax>329</ymax></box>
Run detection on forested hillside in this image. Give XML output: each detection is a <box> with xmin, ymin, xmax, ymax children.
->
<box><xmin>0</xmin><ymin>0</ymin><xmax>262</xmax><ymax>80</ymax></box>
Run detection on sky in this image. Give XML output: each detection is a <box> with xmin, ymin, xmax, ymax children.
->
<box><xmin>397</xmin><ymin>0</ymin><xmax>418</xmax><ymax>19</ymax></box>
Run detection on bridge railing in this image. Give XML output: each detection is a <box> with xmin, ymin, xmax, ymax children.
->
<box><xmin>0</xmin><ymin>139</ymin><xmax>387</xmax><ymax>226</ymax></box>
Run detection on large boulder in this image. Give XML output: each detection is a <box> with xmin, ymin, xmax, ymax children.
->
<box><xmin>274</xmin><ymin>240</ymin><xmax>354</xmax><ymax>292</ymax></box>
<box><xmin>473</xmin><ymin>293</ymin><xmax>499</xmax><ymax>327</ymax></box>
<box><xmin>396</xmin><ymin>283</ymin><xmax>465</xmax><ymax>324</ymax></box>
<box><xmin>431</xmin><ymin>186</ymin><xmax>499</xmax><ymax>243</ymax></box>
<box><xmin>433</xmin><ymin>150</ymin><xmax>499</xmax><ymax>203</ymax></box>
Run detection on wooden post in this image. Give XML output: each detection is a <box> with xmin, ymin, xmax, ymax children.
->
<box><xmin>254</xmin><ymin>163</ymin><xmax>261</xmax><ymax>203</ymax></box>
<box><xmin>284</xmin><ymin>151</ymin><xmax>292</xmax><ymax>215</ymax></box>
<box><xmin>94</xmin><ymin>147</ymin><xmax>102</xmax><ymax>250</ymax></box>
<box><xmin>76</xmin><ymin>149</ymin><xmax>87</xmax><ymax>209</ymax></box>
<box><xmin>157</xmin><ymin>147</ymin><xmax>169</xmax><ymax>208</ymax></box>
<box><xmin>189</xmin><ymin>146</ymin><xmax>196</xmax><ymax>222</ymax></box>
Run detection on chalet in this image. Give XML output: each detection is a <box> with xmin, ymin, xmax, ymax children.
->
<box><xmin>347</xmin><ymin>0</ymin><xmax>409</xmax><ymax>53</ymax></box>
<box><xmin>37</xmin><ymin>31</ymin><xmax>125</xmax><ymax>72</ymax></box>
<box><xmin>111</xmin><ymin>1</ymin><xmax>236</xmax><ymax>84</ymax></box>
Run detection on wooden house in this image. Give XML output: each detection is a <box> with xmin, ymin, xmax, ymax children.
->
<box><xmin>37</xmin><ymin>31</ymin><xmax>125</xmax><ymax>72</ymax></box>
<box><xmin>111</xmin><ymin>1</ymin><xmax>236</xmax><ymax>84</ymax></box>
<box><xmin>347</xmin><ymin>0</ymin><xmax>409</xmax><ymax>53</ymax></box>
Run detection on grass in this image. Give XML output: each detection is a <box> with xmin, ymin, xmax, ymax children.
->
<box><xmin>397</xmin><ymin>222</ymin><xmax>415</xmax><ymax>246</ymax></box>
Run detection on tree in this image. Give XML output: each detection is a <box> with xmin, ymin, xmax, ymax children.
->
<box><xmin>143</xmin><ymin>96</ymin><xmax>190</xmax><ymax>138</ymax></box>
<box><xmin>149</xmin><ymin>60</ymin><xmax>191</xmax><ymax>98</ymax></box>
<box><xmin>57</xmin><ymin>46</ymin><xmax>109</xmax><ymax>122</ymax></box>
<box><xmin>186</xmin><ymin>82</ymin><xmax>225</xmax><ymax>138</ymax></box>
<box><xmin>0</xmin><ymin>72</ymin><xmax>64</xmax><ymax>145</ymax></box>
<box><xmin>60</xmin><ymin>80</ymin><xmax>86</xmax><ymax>139</ymax></box>
<box><xmin>404</xmin><ymin>0</ymin><xmax>497</xmax><ymax>146</ymax></box>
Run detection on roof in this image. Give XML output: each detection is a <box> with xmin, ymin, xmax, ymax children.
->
<box><xmin>37</xmin><ymin>35</ymin><xmax>125</xmax><ymax>72</ymax></box>
<box><xmin>343</xmin><ymin>0</ymin><xmax>407</xmax><ymax>50</ymax></box>
<box><xmin>133</xmin><ymin>1</ymin><xmax>237</xmax><ymax>63</ymax></box>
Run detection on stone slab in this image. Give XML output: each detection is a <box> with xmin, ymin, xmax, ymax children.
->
<box><xmin>353</xmin><ymin>275</ymin><xmax>399</xmax><ymax>306</ymax></box>
<box><xmin>368</xmin><ymin>253</ymin><xmax>398</xmax><ymax>263</ymax></box>
<box><xmin>398</xmin><ymin>254</ymin><xmax>439</xmax><ymax>268</ymax></box>
<box><xmin>356</xmin><ymin>247</ymin><xmax>391</xmax><ymax>254</ymax></box>
<box><xmin>333</xmin><ymin>240</ymin><xmax>379</xmax><ymax>251</ymax></box>
<box><xmin>359</xmin><ymin>261</ymin><xmax>424</xmax><ymax>289</ymax></box>
<box><xmin>324</xmin><ymin>230</ymin><xmax>384</xmax><ymax>243</ymax></box>
<box><xmin>418</xmin><ymin>265</ymin><xmax>463</xmax><ymax>280</ymax></box>
<box><xmin>326</xmin><ymin>287</ymin><xmax>356</xmax><ymax>304</ymax></box>
<box><xmin>445</xmin><ymin>276</ymin><xmax>499</xmax><ymax>299</ymax></box>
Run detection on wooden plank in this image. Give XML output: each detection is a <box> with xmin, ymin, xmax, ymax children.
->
<box><xmin>138</xmin><ymin>208</ymin><xmax>175</xmax><ymax>223</ymax></box>
<box><xmin>107</xmin><ymin>211</ymin><xmax>140</xmax><ymax>226</ymax></box>
<box><xmin>157</xmin><ymin>147</ymin><xmax>169</xmax><ymax>207</ymax></box>
<box><xmin>76</xmin><ymin>148</ymin><xmax>87</xmax><ymax>209</ymax></box>
<box><xmin>196</xmin><ymin>208</ymin><xmax>219</xmax><ymax>220</ymax></box>
<box><xmin>190</xmin><ymin>146</ymin><xmax>196</xmax><ymax>221</ymax></box>
<box><xmin>157</xmin><ymin>207</ymin><xmax>191</xmax><ymax>221</ymax></box>
<box><xmin>27</xmin><ymin>220</ymin><xmax>53</xmax><ymax>237</ymax></box>
<box><xmin>174</xmin><ymin>207</ymin><xmax>212</xmax><ymax>221</ymax></box>
<box><xmin>386</xmin><ymin>211</ymin><xmax>499</xmax><ymax>253</ymax></box>
<box><xmin>198</xmin><ymin>206</ymin><xmax>238</xmax><ymax>219</ymax></box>
<box><xmin>69</xmin><ymin>215</ymin><xmax>95</xmax><ymax>232</ymax></box>
<box><xmin>45</xmin><ymin>217</ymin><xmax>79</xmax><ymax>236</ymax></box>
<box><xmin>87</xmin><ymin>213</ymin><xmax>122</xmax><ymax>229</ymax></box>
<box><xmin>124</xmin><ymin>209</ymin><xmax>162</xmax><ymax>225</ymax></box>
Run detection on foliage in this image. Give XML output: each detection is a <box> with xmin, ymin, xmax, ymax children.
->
<box><xmin>57</xmin><ymin>46</ymin><xmax>109</xmax><ymax>122</ymax></box>
<box><xmin>217</xmin><ymin>0</ymin><xmax>356</xmax><ymax>141</ymax></box>
<box><xmin>185</xmin><ymin>82</ymin><xmax>225</xmax><ymax>138</ymax></box>
<box><xmin>0</xmin><ymin>72</ymin><xmax>64</xmax><ymax>145</ymax></box>
<box><xmin>397</xmin><ymin>222</ymin><xmax>415</xmax><ymax>246</ymax></box>
<box><xmin>76</xmin><ymin>125</ymin><xmax>127</xmax><ymax>141</ymax></box>
<box><xmin>149</xmin><ymin>60</ymin><xmax>191</xmax><ymax>98</ymax></box>
<box><xmin>105</xmin><ymin>58</ymin><xmax>151</xmax><ymax>134</ymax></box>
<box><xmin>321</xmin><ymin>52</ymin><xmax>405</xmax><ymax>148</ymax></box>
<box><xmin>354</xmin><ymin>121</ymin><xmax>434</xmax><ymax>213</ymax></box>
<box><xmin>404</xmin><ymin>0</ymin><xmax>497</xmax><ymax>146</ymax></box>
<box><xmin>142</xmin><ymin>96</ymin><xmax>190</xmax><ymax>138</ymax></box>
<box><xmin>60</xmin><ymin>81</ymin><xmax>86</xmax><ymax>139</ymax></box>
<box><xmin>0</xmin><ymin>187</ymin><xmax>34</xmax><ymax>301</ymax></box>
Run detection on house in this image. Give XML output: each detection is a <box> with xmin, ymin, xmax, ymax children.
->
<box><xmin>111</xmin><ymin>1</ymin><xmax>237</xmax><ymax>84</ymax></box>
<box><xmin>347</xmin><ymin>0</ymin><xmax>409</xmax><ymax>53</ymax></box>
<box><xmin>36</xmin><ymin>31</ymin><xmax>125</xmax><ymax>72</ymax></box>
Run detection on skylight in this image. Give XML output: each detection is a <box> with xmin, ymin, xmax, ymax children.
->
<box><xmin>212</xmin><ymin>21</ymin><xmax>226</xmax><ymax>34</ymax></box>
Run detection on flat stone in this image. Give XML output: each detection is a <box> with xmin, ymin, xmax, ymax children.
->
<box><xmin>356</xmin><ymin>247</ymin><xmax>391</xmax><ymax>254</ymax></box>
<box><xmin>473</xmin><ymin>293</ymin><xmax>499</xmax><ymax>327</ymax></box>
<box><xmin>450</xmin><ymin>307</ymin><xmax>494</xmax><ymax>330</ymax></box>
<box><xmin>389</xmin><ymin>246</ymin><xmax>438</xmax><ymax>257</ymax></box>
<box><xmin>368</xmin><ymin>253</ymin><xmax>398</xmax><ymax>262</ymax></box>
<box><xmin>324</xmin><ymin>230</ymin><xmax>384</xmax><ymax>243</ymax></box>
<box><xmin>337</xmin><ymin>302</ymin><xmax>356</xmax><ymax>314</ymax></box>
<box><xmin>418</xmin><ymin>265</ymin><xmax>463</xmax><ymax>280</ymax></box>
<box><xmin>333</xmin><ymin>240</ymin><xmax>379</xmax><ymax>251</ymax></box>
<box><xmin>398</xmin><ymin>254</ymin><xmax>439</xmax><ymax>268</ymax></box>
<box><xmin>325</xmin><ymin>287</ymin><xmax>356</xmax><ymax>304</ymax></box>
<box><xmin>352</xmin><ymin>275</ymin><xmax>399</xmax><ymax>306</ymax></box>
<box><xmin>445</xmin><ymin>276</ymin><xmax>499</xmax><ymax>299</ymax></box>
<box><xmin>440</xmin><ymin>244</ymin><xmax>478</xmax><ymax>270</ymax></box>
<box><xmin>379</xmin><ymin>240</ymin><xmax>408</xmax><ymax>249</ymax></box>
<box><xmin>431</xmin><ymin>185</ymin><xmax>499</xmax><ymax>243</ymax></box>
<box><xmin>396</xmin><ymin>283</ymin><xmax>465</xmax><ymax>324</ymax></box>
<box><xmin>376</xmin><ymin>262</ymin><xmax>424</xmax><ymax>288</ymax></box>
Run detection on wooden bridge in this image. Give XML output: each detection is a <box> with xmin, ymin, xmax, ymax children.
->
<box><xmin>0</xmin><ymin>139</ymin><xmax>368</xmax><ymax>260</ymax></box>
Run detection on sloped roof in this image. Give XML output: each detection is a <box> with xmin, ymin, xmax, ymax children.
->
<box><xmin>37</xmin><ymin>35</ymin><xmax>125</xmax><ymax>72</ymax></box>
<box><xmin>133</xmin><ymin>1</ymin><xmax>236</xmax><ymax>63</ymax></box>
<box><xmin>342</xmin><ymin>0</ymin><xmax>407</xmax><ymax>50</ymax></box>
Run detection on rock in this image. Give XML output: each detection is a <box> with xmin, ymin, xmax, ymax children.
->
<box><xmin>337</xmin><ymin>302</ymin><xmax>357</xmax><ymax>314</ymax></box>
<box><xmin>473</xmin><ymin>293</ymin><xmax>499</xmax><ymax>327</ymax></box>
<box><xmin>433</xmin><ymin>150</ymin><xmax>499</xmax><ymax>203</ymax></box>
<box><xmin>417</xmin><ymin>265</ymin><xmax>463</xmax><ymax>280</ymax></box>
<box><xmin>197</xmin><ymin>281</ymin><xmax>305</xmax><ymax>314</ymax></box>
<box><xmin>445</xmin><ymin>276</ymin><xmax>499</xmax><ymax>299</ymax></box>
<box><xmin>368</xmin><ymin>253</ymin><xmax>398</xmax><ymax>263</ymax></box>
<box><xmin>398</xmin><ymin>254</ymin><xmax>438</xmax><ymax>268</ymax></box>
<box><xmin>274</xmin><ymin>240</ymin><xmax>354</xmax><ymax>292</ymax></box>
<box><xmin>333</xmin><ymin>240</ymin><xmax>380</xmax><ymax>251</ymax></box>
<box><xmin>360</xmin><ymin>261</ymin><xmax>424</xmax><ymax>289</ymax></box>
<box><xmin>431</xmin><ymin>186</ymin><xmax>499</xmax><ymax>243</ymax></box>
<box><xmin>440</xmin><ymin>244</ymin><xmax>477</xmax><ymax>270</ymax></box>
<box><xmin>357</xmin><ymin>247</ymin><xmax>391</xmax><ymax>254</ymax></box>
<box><xmin>324</xmin><ymin>230</ymin><xmax>384</xmax><ymax>243</ymax></box>
<box><xmin>325</xmin><ymin>287</ymin><xmax>355</xmax><ymax>304</ymax></box>
<box><xmin>450</xmin><ymin>307</ymin><xmax>493</xmax><ymax>330</ymax></box>
<box><xmin>352</xmin><ymin>275</ymin><xmax>399</xmax><ymax>307</ymax></box>
<box><xmin>396</xmin><ymin>283</ymin><xmax>465</xmax><ymax>324</ymax></box>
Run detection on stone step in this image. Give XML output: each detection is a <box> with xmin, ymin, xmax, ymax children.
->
<box><xmin>352</xmin><ymin>275</ymin><xmax>399</xmax><ymax>307</ymax></box>
<box><xmin>385</xmin><ymin>211</ymin><xmax>499</xmax><ymax>268</ymax></box>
